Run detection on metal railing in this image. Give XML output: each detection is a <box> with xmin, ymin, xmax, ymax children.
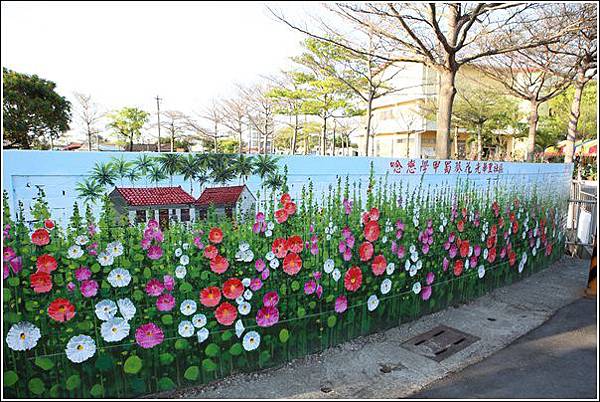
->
<box><xmin>566</xmin><ymin>180</ymin><xmax>597</xmax><ymax>255</ymax></box>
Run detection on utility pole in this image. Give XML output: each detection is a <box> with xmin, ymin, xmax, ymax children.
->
<box><xmin>155</xmin><ymin>95</ymin><xmax>162</xmax><ymax>153</ymax></box>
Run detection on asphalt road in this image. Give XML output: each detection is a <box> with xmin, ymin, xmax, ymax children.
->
<box><xmin>410</xmin><ymin>297</ymin><xmax>598</xmax><ymax>399</ymax></box>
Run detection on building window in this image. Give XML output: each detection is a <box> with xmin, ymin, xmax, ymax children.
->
<box><xmin>135</xmin><ymin>210</ymin><xmax>146</xmax><ymax>223</ymax></box>
<box><xmin>181</xmin><ymin>208</ymin><xmax>190</xmax><ymax>222</ymax></box>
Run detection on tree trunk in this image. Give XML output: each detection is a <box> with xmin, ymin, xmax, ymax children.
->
<box><xmin>332</xmin><ymin>119</ymin><xmax>337</xmax><ymax>156</ymax></box>
<box><xmin>477</xmin><ymin>123</ymin><xmax>483</xmax><ymax>161</ymax></box>
<box><xmin>213</xmin><ymin>122</ymin><xmax>218</xmax><ymax>154</ymax></box>
<box><xmin>436</xmin><ymin>68</ymin><xmax>457</xmax><ymax>159</ymax></box>
<box><xmin>364</xmin><ymin>96</ymin><xmax>374</xmax><ymax>156</ymax></box>
<box><xmin>291</xmin><ymin>113</ymin><xmax>298</xmax><ymax>155</ymax></box>
<box><xmin>565</xmin><ymin>74</ymin><xmax>585</xmax><ymax>164</ymax></box>
<box><xmin>453</xmin><ymin>126</ymin><xmax>459</xmax><ymax>158</ymax></box>
<box><xmin>129</xmin><ymin>136</ymin><xmax>134</xmax><ymax>152</ymax></box>
<box><xmin>171</xmin><ymin>126</ymin><xmax>175</xmax><ymax>152</ymax></box>
<box><xmin>87</xmin><ymin>122</ymin><xmax>92</xmax><ymax>151</ymax></box>
<box><xmin>321</xmin><ymin>116</ymin><xmax>328</xmax><ymax>156</ymax></box>
<box><xmin>527</xmin><ymin>99</ymin><xmax>539</xmax><ymax>162</ymax></box>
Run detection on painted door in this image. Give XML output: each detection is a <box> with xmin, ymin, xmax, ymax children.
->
<box><xmin>159</xmin><ymin>208</ymin><xmax>169</xmax><ymax>230</ymax></box>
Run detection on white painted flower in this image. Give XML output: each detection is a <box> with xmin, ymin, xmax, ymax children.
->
<box><xmin>243</xmin><ymin>250</ymin><xmax>254</xmax><ymax>262</ymax></box>
<box><xmin>175</xmin><ymin>248</ymin><xmax>183</xmax><ymax>257</ymax></box>
<box><xmin>182</xmin><ymin>243</ymin><xmax>189</xmax><ymax>250</ymax></box>
<box><xmin>411</xmin><ymin>252</ymin><xmax>419</xmax><ymax>263</ymax></box>
<box><xmin>180</xmin><ymin>300</ymin><xmax>197</xmax><ymax>316</ymax></box>
<box><xmin>175</xmin><ymin>265</ymin><xmax>187</xmax><ymax>279</ymax></box>
<box><xmin>107</xmin><ymin>241</ymin><xmax>124</xmax><ymax>258</ymax></box>
<box><xmin>324</xmin><ymin>258</ymin><xmax>335</xmax><ymax>274</ymax></box>
<box><xmin>265</xmin><ymin>251</ymin><xmax>275</xmax><ymax>261</ymax></box>
<box><xmin>243</xmin><ymin>289</ymin><xmax>253</xmax><ymax>300</ymax></box>
<box><xmin>197</xmin><ymin>327</ymin><xmax>209</xmax><ymax>343</ymax></box>
<box><xmin>522</xmin><ymin>231</ymin><xmax>527</xmax><ymax>240</ymax></box>
<box><xmin>367</xmin><ymin>295</ymin><xmax>379</xmax><ymax>311</ymax></box>
<box><xmin>386</xmin><ymin>262</ymin><xmax>395</xmax><ymax>276</ymax></box>
<box><xmin>117</xmin><ymin>298</ymin><xmax>136</xmax><ymax>321</ymax></box>
<box><xmin>439</xmin><ymin>225</ymin><xmax>444</xmax><ymax>233</ymax></box>
<box><xmin>269</xmin><ymin>258</ymin><xmax>280</xmax><ymax>269</ymax></box>
<box><xmin>75</xmin><ymin>235</ymin><xmax>89</xmax><ymax>246</ymax></box>
<box><xmin>178</xmin><ymin>320</ymin><xmax>195</xmax><ymax>338</ymax></box>
<box><xmin>265</xmin><ymin>229</ymin><xmax>273</xmax><ymax>237</ymax></box>
<box><xmin>332</xmin><ymin>268</ymin><xmax>341</xmax><ymax>282</ymax></box>
<box><xmin>532</xmin><ymin>247</ymin><xmax>537</xmax><ymax>256</ymax></box>
<box><xmin>412</xmin><ymin>281</ymin><xmax>422</xmax><ymax>295</ymax></box>
<box><xmin>380</xmin><ymin>278</ymin><xmax>392</xmax><ymax>295</ymax></box>
<box><xmin>5</xmin><ymin>321</ymin><xmax>41</xmax><ymax>351</ymax></box>
<box><xmin>241</xmin><ymin>278</ymin><xmax>251</xmax><ymax>287</ymax></box>
<box><xmin>326</xmin><ymin>234</ymin><xmax>332</xmax><ymax>241</ymax></box>
<box><xmin>238</xmin><ymin>301</ymin><xmax>251</xmax><ymax>316</ymax></box>
<box><xmin>267</xmin><ymin>221</ymin><xmax>275</xmax><ymax>230</ymax></box>
<box><xmin>481</xmin><ymin>233</ymin><xmax>486</xmax><ymax>242</ymax></box>
<box><xmin>65</xmin><ymin>335</ymin><xmax>96</xmax><ymax>363</ymax></box>
<box><xmin>409</xmin><ymin>244</ymin><xmax>416</xmax><ymax>254</ymax></box>
<box><xmin>409</xmin><ymin>265</ymin><xmax>418</xmax><ymax>277</ymax></box>
<box><xmin>468</xmin><ymin>246</ymin><xmax>473</xmax><ymax>257</ymax></box>
<box><xmin>536</xmin><ymin>238</ymin><xmax>541</xmax><ymax>248</ymax></box>
<box><xmin>100</xmin><ymin>318</ymin><xmax>130</xmax><ymax>342</ymax></box>
<box><xmin>405</xmin><ymin>260</ymin><xmax>411</xmax><ymax>271</ymax></box>
<box><xmin>97</xmin><ymin>251</ymin><xmax>114</xmax><ymax>267</ymax></box>
<box><xmin>235</xmin><ymin>320</ymin><xmax>245</xmax><ymax>338</ymax></box>
<box><xmin>239</xmin><ymin>241</ymin><xmax>250</xmax><ymax>252</ymax></box>
<box><xmin>68</xmin><ymin>245</ymin><xmax>84</xmax><ymax>259</ymax></box>
<box><xmin>483</xmin><ymin>248</ymin><xmax>489</xmax><ymax>260</ymax></box>
<box><xmin>179</xmin><ymin>255</ymin><xmax>190</xmax><ymax>266</ymax></box>
<box><xmin>235</xmin><ymin>250</ymin><xmax>245</xmax><ymax>261</ymax></box>
<box><xmin>381</xmin><ymin>235</ymin><xmax>388</xmax><ymax>244</ymax></box>
<box><xmin>518</xmin><ymin>260</ymin><xmax>525</xmax><ymax>273</ymax></box>
<box><xmin>107</xmin><ymin>268</ymin><xmax>131</xmax><ymax>288</ymax></box>
<box><xmin>192</xmin><ymin>313</ymin><xmax>207</xmax><ymax>328</ymax></box>
<box><xmin>235</xmin><ymin>296</ymin><xmax>244</xmax><ymax>305</ymax></box>
<box><xmin>413</xmin><ymin>217</ymin><xmax>419</xmax><ymax>227</ymax></box>
<box><xmin>478</xmin><ymin>265</ymin><xmax>485</xmax><ymax>279</ymax></box>
<box><xmin>95</xmin><ymin>299</ymin><xmax>117</xmax><ymax>321</ymax></box>
<box><xmin>242</xmin><ymin>330</ymin><xmax>261</xmax><ymax>351</ymax></box>
<box><xmin>522</xmin><ymin>252</ymin><xmax>528</xmax><ymax>264</ymax></box>
<box><xmin>416</xmin><ymin>260</ymin><xmax>423</xmax><ymax>270</ymax></box>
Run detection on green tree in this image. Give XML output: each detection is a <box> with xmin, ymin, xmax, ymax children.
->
<box><xmin>233</xmin><ymin>154</ymin><xmax>255</xmax><ymax>183</ymax></box>
<box><xmin>90</xmin><ymin>162</ymin><xmax>118</xmax><ymax>188</ymax></box>
<box><xmin>76</xmin><ymin>179</ymin><xmax>104</xmax><ymax>205</ymax></box>
<box><xmin>147</xmin><ymin>165</ymin><xmax>168</xmax><ymax>187</ymax></box>
<box><xmin>210</xmin><ymin>155</ymin><xmax>237</xmax><ymax>185</ymax></box>
<box><xmin>158</xmin><ymin>153</ymin><xmax>183</xmax><ymax>186</ymax></box>
<box><xmin>178</xmin><ymin>154</ymin><xmax>201</xmax><ymax>194</ymax></box>
<box><xmin>69</xmin><ymin>202</ymin><xmax>84</xmax><ymax>234</ymax></box>
<box><xmin>3</xmin><ymin>68</ymin><xmax>71</xmax><ymax>149</ymax></box>
<box><xmin>253</xmin><ymin>154</ymin><xmax>280</xmax><ymax>181</ymax></box>
<box><xmin>110</xmin><ymin>157</ymin><xmax>133</xmax><ymax>186</ymax></box>
<box><xmin>106</xmin><ymin>107</ymin><xmax>149</xmax><ymax>151</ymax></box>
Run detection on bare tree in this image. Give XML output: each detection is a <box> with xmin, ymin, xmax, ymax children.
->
<box><xmin>73</xmin><ymin>92</ymin><xmax>103</xmax><ymax>151</ymax></box>
<box><xmin>198</xmin><ymin>100</ymin><xmax>224</xmax><ymax>153</ymax></box>
<box><xmin>242</xmin><ymin>83</ymin><xmax>275</xmax><ymax>154</ymax></box>
<box><xmin>220</xmin><ymin>91</ymin><xmax>249</xmax><ymax>154</ymax></box>
<box><xmin>160</xmin><ymin>110</ymin><xmax>189</xmax><ymax>152</ymax></box>
<box><xmin>270</xmin><ymin>3</ymin><xmax>582</xmax><ymax>159</ymax></box>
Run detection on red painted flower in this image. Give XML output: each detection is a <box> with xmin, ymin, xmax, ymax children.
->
<box><xmin>280</xmin><ymin>193</ymin><xmax>291</xmax><ymax>205</ymax></box>
<box><xmin>457</xmin><ymin>220</ymin><xmax>465</xmax><ymax>233</ymax></box>
<box><xmin>490</xmin><ymin>224</ymin><xmax>498</xmax><ymax>236</ymax></box>
<box><xmin>545</xmin><ymin>243</ymin><xmax>553</xmax><ymax>256</ymax></box>
<box><xmin>371</xmin><ymin>254</ymin><xmax>387</xmax><ymax>276</ymax></box>
<box><xmin>204</xmin><ymin>245</ymin><xmax>218</xmax><ymax>260</ymax></box>
<box><xmin>274</xmin><ymin>208</ymin><xmax>288</xmax><ymax>224</ymax></box>
<box><xmin>36</xmin><ymin>254</ymin><xmax>57</xmax><ymax>273</ymax></box>
<box><xmin>30</xmin><ymin>271</ymin><xmax>52</xmax><ymax>293</ymax></box>
<box><xmin>487</xmin><ymin>235</ymin><xmax>496</xmax><ymax>249</ymax></box>
<box><xmin>286</xmin><ymin>235</ymin><xmax>303</xmax><ymax>254</ymax></box>
<box><xmin>215</xmin><ymin>302</ymin><xmax>237</xmax><ymax>326</ymax></box>
<box><xmin>459</xmin><ymin>239</ymin><xmax>470</xmax><ymax>258</ymax></box>
<box><xmin>208</xmin><ymin>227</ymin><xmax>223</xmax><ymax>244</ymax></box>
<box><xmin>453</xmin><ymin>259</ymin><xmax>464</xmax><ymax>277</ymax></box>
<box><xmin>363</xmin><ymin>221</ymin><xmax>380</xmax><ymax>242</ymax></box>
<box><xmin>31</xmin><ymin>228</ymin><xmax>50</xmax><ymax>246</ymax></box>
<box><xmin>508</xmin><ymin>250</ymin><xmax>517</xmax><ymax>266</ymax></box>
<box><xmin>512</xmin><ymin>220</ymin><xmax>519</xmax><ymax>234</ymax></box>
<box><xmin>488</xmin><ymin>247</ymin><xmax>497</xmax><ymax>264</ymax></box>
<box><xmin>200</xmin><ymin>286</ymin><xmax>222</xmax><ymax>307</ymax></box>
<box><xmin>222</xmin><ymin>278</ymin><xmax>244</xmax><ymax>300</ymax></box>
<box><xmin>44</xmin><ymin>219</ymin><xmax>55</xmax><ymax>230</ymax></box>
<box><xmin>283</xmin><ymin>201</ymin><xmax>297</xmax><ymax>216</ymax></box>
<box><xmin>283</xmin><ymin>253</ymin><xmax>302</xmax><ymax>276</ymax></box>
<box><xmin>48</xmin><ymin>298</ymin><xmax>75</xmax><ymax>322</ymax></box>
<box><xmin>358</xmin><ymin>241</ymin><xmax>374</xmax><ymax>262</ymax></box>
<box><xmin>368</xmin><ymin>207</ymin><xmax>380</xmax><ymax>221</ymax></box>
<box><xmin>210</xmin><ymin>255</ymin><xmax>229</xmax><ymax>274</ymax></box>
<box><xmin>344</xmin><ymin>266</ymin><xmax>363</xmax><ymax>292</ymax></box>
<box><xmin>272</xmin><ymin>237</ymin><xmax>288</xmax><ymax>259</ymax></box>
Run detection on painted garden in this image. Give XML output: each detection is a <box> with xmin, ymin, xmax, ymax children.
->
<box><xmin>2</xmin><ymin>155</ymin><xmax>570</xmax><ymax>399</ymax></box>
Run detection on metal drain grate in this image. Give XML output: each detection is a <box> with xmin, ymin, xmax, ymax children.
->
<box><xmin>401</xmin><ymin>325</ymin><xmax>479</xmax><ymax>362</ymax></box>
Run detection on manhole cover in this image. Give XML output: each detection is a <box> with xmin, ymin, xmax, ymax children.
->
<box><xmin>401</xmin><ymin>325</ymin><xmax>479</xmax><ymax>362</ymax></box>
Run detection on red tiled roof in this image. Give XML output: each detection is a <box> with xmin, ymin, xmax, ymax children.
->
<box><xmin>112</xmin><ymin>187</ymin><xmax>195</xmax><ymax>206</ymax></box>
<box><xmin>195</xmin><ymin>185</ymin><xmax>246</xmax><ymax>207</ymax></box>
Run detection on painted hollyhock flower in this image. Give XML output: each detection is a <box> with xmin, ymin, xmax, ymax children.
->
<box><xmin>215</xmin><ymin>302</ymin><xmax>238</xmax><ymax>326</ymax></box>
<box><xmin>146</xmin><ymin>279</ymin><xmax>164</xmax><ymax>297</ymax></box>
<box><xmin>286</xmin><ymin>235</ymin><xmax>304</xmax><ymax>253</ymax></box>
<box><xmin>95</xmin><ymin>299</ymin><xmax>118</xmax><ymax>321</ymax></box>
<box><xmin>48</xmin><ymin>298</ymin><xmax>76</xmax><ymax>322</ymax></box>
<box><xmin>31</xmin><ymin>228</ymin><xmax>50</xmax><ymax>246</ymax></box>
<box><xmin>421</xmin><ymin>286</ymin><xmax>432</xmax><ymax>301</ymax></box>
<box><xmin>208</xmin><ymin>227</ymin><xmax>223</xmax><ymax>244</ymax></box>
<box><xmin>68</xmin><ymin>245</ymin><xmax>84</xmax><ymax>259</ymax></box>
<box><xmin>147</xmin><ymin>245</ymin><xmax>163</xmax><ymax>260</ymax></box>
<box><xmin>343</xmin><ymin>198</ymin><xmax>353</xmax><ymax>214</ymax></box>
<box><xmin>36</xmin><ymin>254</ymin><xmax>57</xmax><ymax>273</ymax></box>
<box><xmin>304</xmin><ymin>279</ymin><xmax>317</xmax><ymax>295</ymax></box>
<box><xmin>367</xmin><ymin>295</ymin><xmax>380</xmax><ymax>311</ymax></box>
<box><xmin>178</xmin><ymin>320</ymin><xmax>195</xmax><ymax>338</ymax></box>
<box><xmin>363</xmin><ymin>221</ymin><xmax>380</xmax><ymax>242</ymax></box>
<box><xmin>65</xmin><ymin>335</ymin><xmax>96</xmax><ymax>363</ymax></box>
<box><xmin>3</xmin><ymin>246</ymin><xmax>15</xmax><ymax>262</ymax></box>
<box><xmin>192</xmin><ymin>313</ymin><xmax>207</xmax><ymax>328</ymax></box>
<box><xmin>74</xmin><ymin>266</ymin><xmax>91</xmax><ymax>282</ymax></box>
<box><xmin>453</xmin><ymin>259</ymin><xmax>464</xmax><ymax>277</ymax></box>
<box><xmin>256</xmin><ymin>305</ymin><xmax>279</xmax><ymax>327</ymax></box>
<box><xmin>5</xmin><ymin>321</ymin><xmax>41</xmax><ymax>351</ymax></box>
<box><xmin>359</xmin><ymin>241</ymin><xmax>374</xmax><ymax>262</ymax></box>
<box><xmin>118</xmin><ymin>298</ymin><xmax>136</xmax><ymax>321</ymax></box>
<box><xmin>180</xmin><ymin>300</ymin><xmax>197</xmax><ymax>316</ymax></box>
<box><xmin>80</xmin><ymin>280</ymin><xmax>99</xmax><ymax>298</ymax></box>
<box><xmin>156</xmin><ymin>293</ymin><xmax>176</xmax><ymax>312</ymax></box>
<box><xmin>344</xmin><ymin>266</ymin><xmax>363</xmax><ymax>292</ymax></box>
<box><xmin>371</xmin><ymin>254</ymin><xmax>387</xmax><ymax>276</ymax></box>
<box><xmin>107</xmin><ymin>268</ymin><xmax>132</xmax><ymax>288</ymax></box>
<box><xmin>101</xmin><ymin>318</ymin><xmax>130</xmax><ymax>342</ymax></box>
<box><xmin>97</xmin><ymin>251</ymin><xmax>114</xmax><ymax>267</ymax></box>
<box><xmin>135</xmin><ymin>323</ymin><xmax>164</xmax><ymax>349</ymax></box>
<box><xmin>283</xmin><ymin>253</ymin><xmax>302</xmax><ymax>276</ymax></box>
<box><xmin>274</xmin><ymin>208</ymin><xmax>288</xmax><ymax>224</ymax></box>
<box><xmin>380</xmin><ymin>278</ymin><xmax>392</xmax><ymax>295</ymax></box>
<box><xmin>242</xmin><ymin>330</ymin><xmax>261</xmax><ymax>351</ymax></box>
<box><xmin>30</xmin><ymin>271</ymin><xmax>52</xmax><ymax>293</ymax></box>
<box><xmin>272</xmin><ymin>237</ymin><xmax>287</xmax><ymax>259</ymax></box>
<box><xmin>335</xmin><ymin>295</ymin><xmax>348</xmax><ymax>313</ymax></box>
<box><xmin>223</xmin><ymin>278</ymin><xmax>244</xmax><ymax>300</ymax></box>
<box><xmin>263</xmin><ymin>291</ymin><xmax>279</xmax><ymax>307</ymax></box>
<box><xmin>412</xmin><ymin>281</ymin><xmax>422</xmax><ymax>295</ymax></box>
<box><xmin>210</xmin><ymin>255</ymin><xmax>230</xmax><ymax>274</ymax></box>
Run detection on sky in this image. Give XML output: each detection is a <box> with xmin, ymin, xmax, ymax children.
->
<box><xmin>1</xmin><ymin>1</ymin><xmax>321</xmax><ymax>142</ymax></box>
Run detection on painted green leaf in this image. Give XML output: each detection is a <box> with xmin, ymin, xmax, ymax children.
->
<box><xmin>91</xmin><ymin>263</ymin><xmax>101</xmax><ymax>273</ymax></box>
<box><xmin>297</xmin><ymin>307</ymin><xmax>306</xmax><ymax>318</ymax></box>
<box><xmin>124</xmin><ymin>355</ymin><xmax>143</xmax><ymax>374</ymax></box>
<box><xmin>157</xmin><ymin>377</ymin><xmax>176</xmax><ymax>391</ymax></box>
<box><xmin>308</xmin><ymin>301</ymin><xmax>317</xmax><ymax>310</ymax></box>
<box><xmin>179</xmin><ymin>282</ymin><xmax>193</xmax><ymax>293</ymax></box>
<box><xmin>3</xmin><ymin>288</ymin><xmax>11</xmax><ymax>302</ymax></box>
<box><xmin>133</xmin><ymin>289</ymin><xmax>144</xmax><ymax>302</ymax></box>
<box><xmin>279</xmin><ymin>328</ymin><xmax>290</xmax><ymax>343</ymax></box>
<box><xmin>159</xmin><ymin>352</ymin><xmax>175</xmax><ymax>365</ymax></box>
<box><xmin>28</xmin><ymin>377</ymin><xmax>45</xmax><ymax>395</ymax></box>
<box><xmin>90</xmin><ymin>383</ymin><xmax>104</xmax><ymax>398</ymax></box>
<box><xmin>184</xmin><ymin>365</ymin><xmax>200</xmax><ymax>381</ymax></box>
<box><xmin>133</xmin><ymin>253</ymin><xmax>144</xmax><ymax>262</ymax></box>
<box><xmin>4</xmin><ymin>370</ymin><xmax>18</xmax><ymax>387</ymax></box>
<box><xmin>95</xmin><ymin>354</ymin><xmax>114</xmax><ymax>372</ymax></box>
<box><xmin>229</xmin><ymin>343</ymin><xmax>243</xmax><ymax>356</ymax></box>
<box><xmin>65</xmin><ymin>374</ymin><xmax>81</xmax><ymax>391</ymax></box>
<box><xmin>327</xmin><ymin>315</ymin><xmax>337</xmax><ymax>328</ymax></box>
<box><xmin>8</xmin><ymin>277</ymin><xmax>19</xmax><ymax>287</ymax></box>
<box><xmin>77</xmin><ymin>321</ymin><xmax>93</xmax><ymax>331</ymax></box>
<box><xmin>175</xmin><ymin>339</ymin><xmax>189</xmax><ymax>350</ymax></box>
<box><xmin>291</xmin><ymin>280</ymin><xmax>300</xmax><ymax>291</ymax></box>
<box><xmin>49</xmin><ymin>384</ymin><xmax>60</xmax><ymax>398</ymax></box>
<box><xmin>279</xmin><ymin>283</ymin><xmax>287</xmax><ymax>296</ymax></box>
<box><xmin>221</xmin><ymin>330</ymin><xmax>232</xmax><ymax>342</ymax></box>
<box><xmin>325</xmin><ymin>294</ymin><xmax>334</xmax><ymax>303</ymax></box>
<box><xmin>259</xmin><ymin>350</ymin><xmax>271</xmax><ymax>365</ymax></box>
<box><xmin>130</xmin><ymin>378</ymin><xmax>146</xmax><ymax>394</ymax></box>
<box><xmin>200</xmin><ymin>271</ymin><xmax>209</xmax><ymax>281</ymax></box>
<box><xmin>34</xmin><ymin>357</ymin><xmax>54</xmax><ymax>371</ymax></box>
<box><xmin>143</xmin><ymin>267</ymin><xmax>152</xmax><ymax>278</ymax></box>
<box><xmin>202</xmin><ymin>358</ymin><xmax>217</xmax><ymax>372</ymax></box>
<box><xmin>121</xmin><ymin>259</ymin><xmax>131</xmax><ymax>268</ymax></box>
<box><xmin>205</xmin><ymin>343</ymin><xmax>220</xmax><ymax>357</ymax></box>
<box><xmin>4</xmin><ymin>312</ymin><xmax>22</xmax><ymax>324</ymax></box>
<box><xmin>161</xmin><ymin>314</ymin><xmax>173</xmax><ymax>325</ymax></box>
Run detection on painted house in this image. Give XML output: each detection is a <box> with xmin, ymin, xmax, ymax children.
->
<box><xmin>109</xmin><ymin>186</ymin><xmax>196</xmax><ymax>228</ymax></box>
<box><xmin>195</xmin><ymin>185</ymin><xmax>256</xmax><ymax>220</ymax></box>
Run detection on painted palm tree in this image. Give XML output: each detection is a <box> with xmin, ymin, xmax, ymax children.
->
<box><xmin>234</xmin><ymin>154</ymin><xmax>255</xmax><ymax>184</ymax></box>
<box><xmin>147</xmin><ymin>165</ymin><xmax>168</xmax><ymax>187</ymax></box>
<box><xmin>158</xmin><ymin>153</ymin><xmax>183</xmax><ymax>186</ymax></box>
<box><xmin>196</xmin><ymin>169</ymin><xmax>211</xmax><ymax>194</ymax></box>
<box><xmin>125</xmin><ymin>169</ymin><xmax>142</xmax><ymax>187</ymax></box>
<box><xmin>210</xmin><ymin>155</ymin><xmax>237</xmax><ymax>186</ymax></box>
<box><xmin>133</xmin><ymin>154</ymin><xmax>155</xmax><ymax>176</ymax></box>
<box><xmin>110</xmin><ymin>157</ymin><xmax>133</xmax><ymax>186</ymax></box>
<box><xmin>194</xmin><ymin>153</ymin><xmax>214</xmax><ymax>171</ymax></box>
<box><xmin>264</xmin><ymin>172</ymin><xmax>284</xmax><ymax>193</ymax></box>
<box><xmin>253</xmin><ymin>154</ymin><xmax>280</xmax><ymax>181</ymax></box>
<box><xmin>76</xmin><ymin>179</ymin><xmax>104</xmax><ymax>205</ymax></box>
<box><xmin>178</xmin><ymin>154</ymin><xmax>201</xmax><ymax>195</ymax></box>
<box><xmin>90</xmin><ymin>162</ymin><xmax>118</xmax><ymax>189</ymax></box>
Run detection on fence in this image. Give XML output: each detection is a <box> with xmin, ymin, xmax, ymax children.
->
<box><xmin>567</xmin><ymin>180</ymin><xmax>597</xmax><ymax>256</ymax></box>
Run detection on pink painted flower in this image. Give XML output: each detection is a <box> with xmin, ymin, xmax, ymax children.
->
<box><xmin>250</xmin><ymin>277</ymin><xmax>263</xmax><ymax>291</ymax></box>
<box><xmin>3</xmin><ymin>247</ymin><xmax>15</xmax><ymax>262</ymax></box>
<box><xmin>9</xmin><ymin>256</ymin><xmax>22</xmax><ymax>275</ymax></box>
<box><xmin>343</xmin><ymin>248</ymin><xmax>352</xmax><ymax>262</ymax></box>
<box><xmin>147</xmin><ymin>219</ymin><xmax>159</xmax><ymax>229</ymax></box>
<box><xmin>255</xmin><ymin>212</ymin><xmax>265</xmax><ymax>222</ymax></box>
<box><xmin>261</xmin><ymin>268</ymin><xmax>270</xmax><ymax>280</ymax></box>
<box><xmin>335</xmin><ymin>295</ymin><xmax>348</xmax><ymax>313</ymax></box>
<box><xmin>75</xmin><ymin>266</ymin><xmax>92</xmax><ymax>282</ymax></box>
<box><xmin>313</xmin><ymin>271</ymin><xmax>322</xmax><ymax>281</ymax></box>
<box><xmin>421</xmin><ymin>286</ymin><xmax>432</xmax><ymax>301</ymax></box>
<box><xmin>316</xmin><ymin>284</ymin><xmax>323</xmax><ymax>299</ymax></box>
<box><xmin>135</xmin><ymin>322</ymin><xmax>164</xmax><ymax>349</ymax></box>
<box><xmin>443</xmin><ymin>257</ymin><xmax>449</xmax><ymax>272</ymax></box>
<box><xmin>339</xmin><ymin>241</ymin><xmax>347</xmax><ymax>254</ymax></box>
<box><xmin>3</xmin><ymin>265</ymin><xmax>9</xmax><ymax>280</ymax></box>
<box><xmin>304</xmin><ymin>280</ymin><xmax>317</xmax><ymax>295</ymax></box>
<box><xmin>426</xmin><ymin>272</ymin><xmax>435</xmax><ymax>285</ymax></box>
<box><xmin>146</xmin><ymin>278</ymin><xmax>164</xmax><ymax>296</ymax></box>
<box><xmin>342</xmin><ymin>226</ymin><xmax>352</xmax><ymax>239</ymax></box>
<box><xmin>256</xmin><ymin>306</ymin><xmax>280</xmax><ymax>327</ymax></box>
<box><xmin>80</xmin><ymin>280</ymin><xmax>99</xmax><ymax>298</ymax></box>
<box><xmin>141</xmin><ymin>237</ymin><xmax>151</xmax><ymax>250</ymax></box>
<box><xmin>147</xmin><ymin>245</ymin><xmax>163</xmax><ymax>260</ymax></box>
<box><xmin>163</xmin><ymin>275</ymin><xmax>174</xmax><ymax>291</ymax></box>
<box><xmin>193</xmin><ymin>237</ymin><xmax>204</xmax><ymax>250</ymax></box>
<box><xmin>263</xmin><ymin>291</ymin><xmax>279</xmax><ymax>307</ymax></box>
<box><xmin>156</xmin><ymin>293</ymin><xmax>175</xmax><ymax>311</ymax></box>
<box><xmin>66</xmin><ymin>281</ymin><xmax>76</xmax><ymax>292</ymax></box>
<box><xmin>255</xmin><ymin>259</ymin><xmax>266</xmax><ymax>272</ymax></box>
<box><xmin>343</xmin><ymin>198</ymin><xmax>353</xmax><ymax>215</ymax></box>
<box><xmin>449</xmin><ymin>244</ymin><xmax>458</xmax><ymax>259</ymax></box>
